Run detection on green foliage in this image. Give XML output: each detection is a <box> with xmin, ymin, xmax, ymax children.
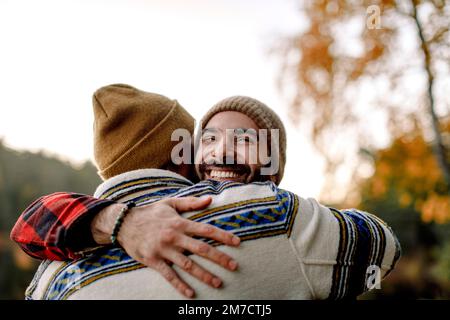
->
<box><xmin>355</xmin><ymin>130</ymin><xmax>450</xmax><ymax>299</ymax></box>
<box><xmin>433</xmin><ymin>241</ymin><xmax>450</xmax><ymax>283</ymax></box>
<box><xmin>0</xmin><ymin>141</ymin><xmax>101</xmax><ymax>299</ymax></box>
<box><xmin>0</xmin><ymin>141</ymin><xmax>101</xmax><ymax>231</ymax></box>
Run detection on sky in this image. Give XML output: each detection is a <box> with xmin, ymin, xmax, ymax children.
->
<box><xmin>0</xmin><ymin>0</ymin><xmax>326</xmax><ymax>198</ymax></box>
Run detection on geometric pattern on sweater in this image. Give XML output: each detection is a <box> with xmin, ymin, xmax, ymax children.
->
<box><xmin>41</xmin><ymin>247</ymin><xmax>141</xmax><ymax>300</ymax></box>
<box><xmin>124</xmin><ymin>180</ymin><xmax>252</xmax><ymax>207</ymax></box>
<box><xmin>326</xmin><ymin>208</ymin><xmax>398</xmax><ymax>300</ymax></box>
<box><xmin>41</xmin><ymin>179</ymin><xmax>299</xmax><ymax>300</ymax></box>
<box><xmin>191</xmin><ymin>190</ymin><xmax>299</xmax><ymax>244</ymax></box>
<box><xmin>96</xmin><ymin>176</ymin><xmax>193</xmax><ymax>201</ymax></box>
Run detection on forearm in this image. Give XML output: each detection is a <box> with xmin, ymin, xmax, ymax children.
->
<box><xmin>90</xmin><ymin>203</ymin><xmax>127</xmax><ymax>245</ymax></box>
<box><xmin>10</xmin><ymin>192</ymin><xmax>114</xmax><ymax>260</ymax></box>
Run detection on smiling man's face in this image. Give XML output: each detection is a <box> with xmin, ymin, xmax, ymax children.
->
<box><xmin>195</xmin><ymin>111</ymin><xmax>270</xmax><ymax>183</ymax></box>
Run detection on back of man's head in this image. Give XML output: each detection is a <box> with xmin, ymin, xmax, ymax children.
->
<box><xmin>93</xmin><ymin>84</ymin><xmax>194</xmax><ymax>180</ymax></box>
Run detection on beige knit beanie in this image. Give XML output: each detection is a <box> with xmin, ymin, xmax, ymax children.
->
<box><xmin>200</xmin><ymin>96</ymin><xmax>287</xmax><ymax>184</ymax></box>
<box><xmin>93</xmin><ymin>84</ymin><xmax>195</xmax><ymax>180</ymax></box>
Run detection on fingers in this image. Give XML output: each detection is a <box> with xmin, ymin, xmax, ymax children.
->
<box><xmin>163</xmin><ymin>249</ymin><xmax>223</xmax><ymax>289</ymax></box>
<box><xmin>168</xmin><ymin>196</ymin><xmax>212</xmax><ymax>213</ymax></box>
<box><xmin>185</xmin><ymin>220</ymin><xmax>241</xmax><ymax>247</ymax></box>
<box><xmin>153</xmin><ymin>260</ymin><xmax>195</xmax><ymax>298</ymax></box>
<box><xmin>176</xmin><ymin>234</ymin><xmax>238</xmax><ymax>271</ymax></box>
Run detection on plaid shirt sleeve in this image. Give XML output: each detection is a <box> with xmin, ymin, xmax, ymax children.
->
<box><xmin>10</xmin><ymin>192</ymin><xmax>115</xmax><ymax>260</ymax></box>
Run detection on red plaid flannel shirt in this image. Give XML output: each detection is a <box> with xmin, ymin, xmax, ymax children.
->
<box><xmin>10</xmin><ymin>192</ymin><xmax>114</xmax><ymax>260</ymax></box>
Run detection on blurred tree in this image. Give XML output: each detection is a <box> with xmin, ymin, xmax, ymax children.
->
<box><xmin>433</xmin><ymin>240</ymin><xmax>450</xmax><ymax>283</ymax></box>
<box><xmin>277</xmin><ymin>0</ymin><xmax>450</xmax><ymax>202</ymax></box>
<box><xmin>356</xmin><ymin>119</ymin><xmax>450</xmax><ymax>298</ymax></box>
<box><xmin>361</xmin><ymin>117</ymin><xmax>450</xmax><ymax>224</ymax></box>
<box><xmin>0</xmin><ymin>141</ymin><xmax>101</xmax><ymax>299</ymax></box>
<box><xmin>276</xmin><ymin>1</ymin><xmax>450</xmax><ymax>298</ymax></box>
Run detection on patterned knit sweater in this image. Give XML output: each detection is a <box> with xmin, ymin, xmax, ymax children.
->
<box><xmin>27</xmin><ymin>169</ymin><xmax>401</xmax><ymax>300</ymax></box>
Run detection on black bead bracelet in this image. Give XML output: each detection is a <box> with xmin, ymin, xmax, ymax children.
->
<box><xmin>110</xmin><ymin>201</ymin><xmax>136</xmax><ymax>246</ymax></box>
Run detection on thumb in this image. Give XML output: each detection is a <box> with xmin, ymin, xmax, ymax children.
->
<box><xmin>169</xmin><ymin>196</ymin><xmax>212</xmax><ymax>213</ymax></box>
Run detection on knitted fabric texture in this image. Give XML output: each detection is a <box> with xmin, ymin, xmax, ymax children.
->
<box><xmin>27</xmin><ymin>169</ymin><xmax>401</xmax><ymax>300</ymax></box>
<box><xmin>93</xmin><ymin>84</ymin><xmax>195</xmax><ymax>180</ymax></box>
<box><xmin>200</xmin><ymin>96</ymin><xmax>287</xmax><ymax>184</ymax></box>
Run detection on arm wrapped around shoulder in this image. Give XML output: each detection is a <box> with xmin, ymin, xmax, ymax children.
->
<box><xmin>327</xmin><ymin>207</ymin><xmax>402</xmax><ymax>298</ymax></box>
<box><xmin>289</xmin><ymin>197</ymin><xmax>401</xmax><ymax>300</ymax></box>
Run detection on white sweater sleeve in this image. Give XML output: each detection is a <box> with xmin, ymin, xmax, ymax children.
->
<box><xmin>289</xmin><ymin>197</ymin><xmax>401</xmax><ymax>299</ymax></box>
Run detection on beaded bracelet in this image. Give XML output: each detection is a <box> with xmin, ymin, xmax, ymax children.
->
<box><xmin>110</xmin><ymin>201</ymin><xmax>136</xmax><ymax>246</ymax></box>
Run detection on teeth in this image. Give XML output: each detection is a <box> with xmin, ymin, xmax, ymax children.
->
<box><xmin>210</xmin><ymin>170</ymin><xmax>240</xmax><ymax>179</ymax></box>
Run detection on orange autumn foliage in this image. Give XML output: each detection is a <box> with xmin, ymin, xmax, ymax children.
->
<box><xmin>277</xmin><ymin>0</ymin><xmax>450</xmax><ymax>203</ymax></box>
<box><xmin>368</xmin><ymin>120</ymin><xmax>450</xmax><ymax>224</ymax></box>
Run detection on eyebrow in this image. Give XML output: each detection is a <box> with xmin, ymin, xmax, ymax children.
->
<box><xmin>233</xmin><ymin>128</ymin><xmax>258</xmax><ymax>136</ymax></box>
<box><xmin>202</xmin><ymin>128</ymin><xmax>258</xmax><ymax>136</ymax></box>
<box><xmin>202</xmin><ymin>128</ymin><xmax>219</xmax><ymax>134</ymax></box>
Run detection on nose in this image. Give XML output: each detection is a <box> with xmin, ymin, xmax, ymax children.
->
<box><xmin>212</xmin><ymin>133</ymin><xmax>236</xmax><ymax>164</ymax></box>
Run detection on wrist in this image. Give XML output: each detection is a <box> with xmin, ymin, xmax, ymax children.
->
<box><xmin>91</xmin><ymin>203</ymin><xmax>127</xmax><ymax>245</ymax></box>
<box><xmin>110</xmin><ymin>202</ymin><xmax>136</xmax><ymax>247</ymax></box>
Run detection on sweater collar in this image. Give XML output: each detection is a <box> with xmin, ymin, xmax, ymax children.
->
<box><xmin>93</xmin><ymin>168</ymin><xmax>193</xmax><ymax>199</ymax></box>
